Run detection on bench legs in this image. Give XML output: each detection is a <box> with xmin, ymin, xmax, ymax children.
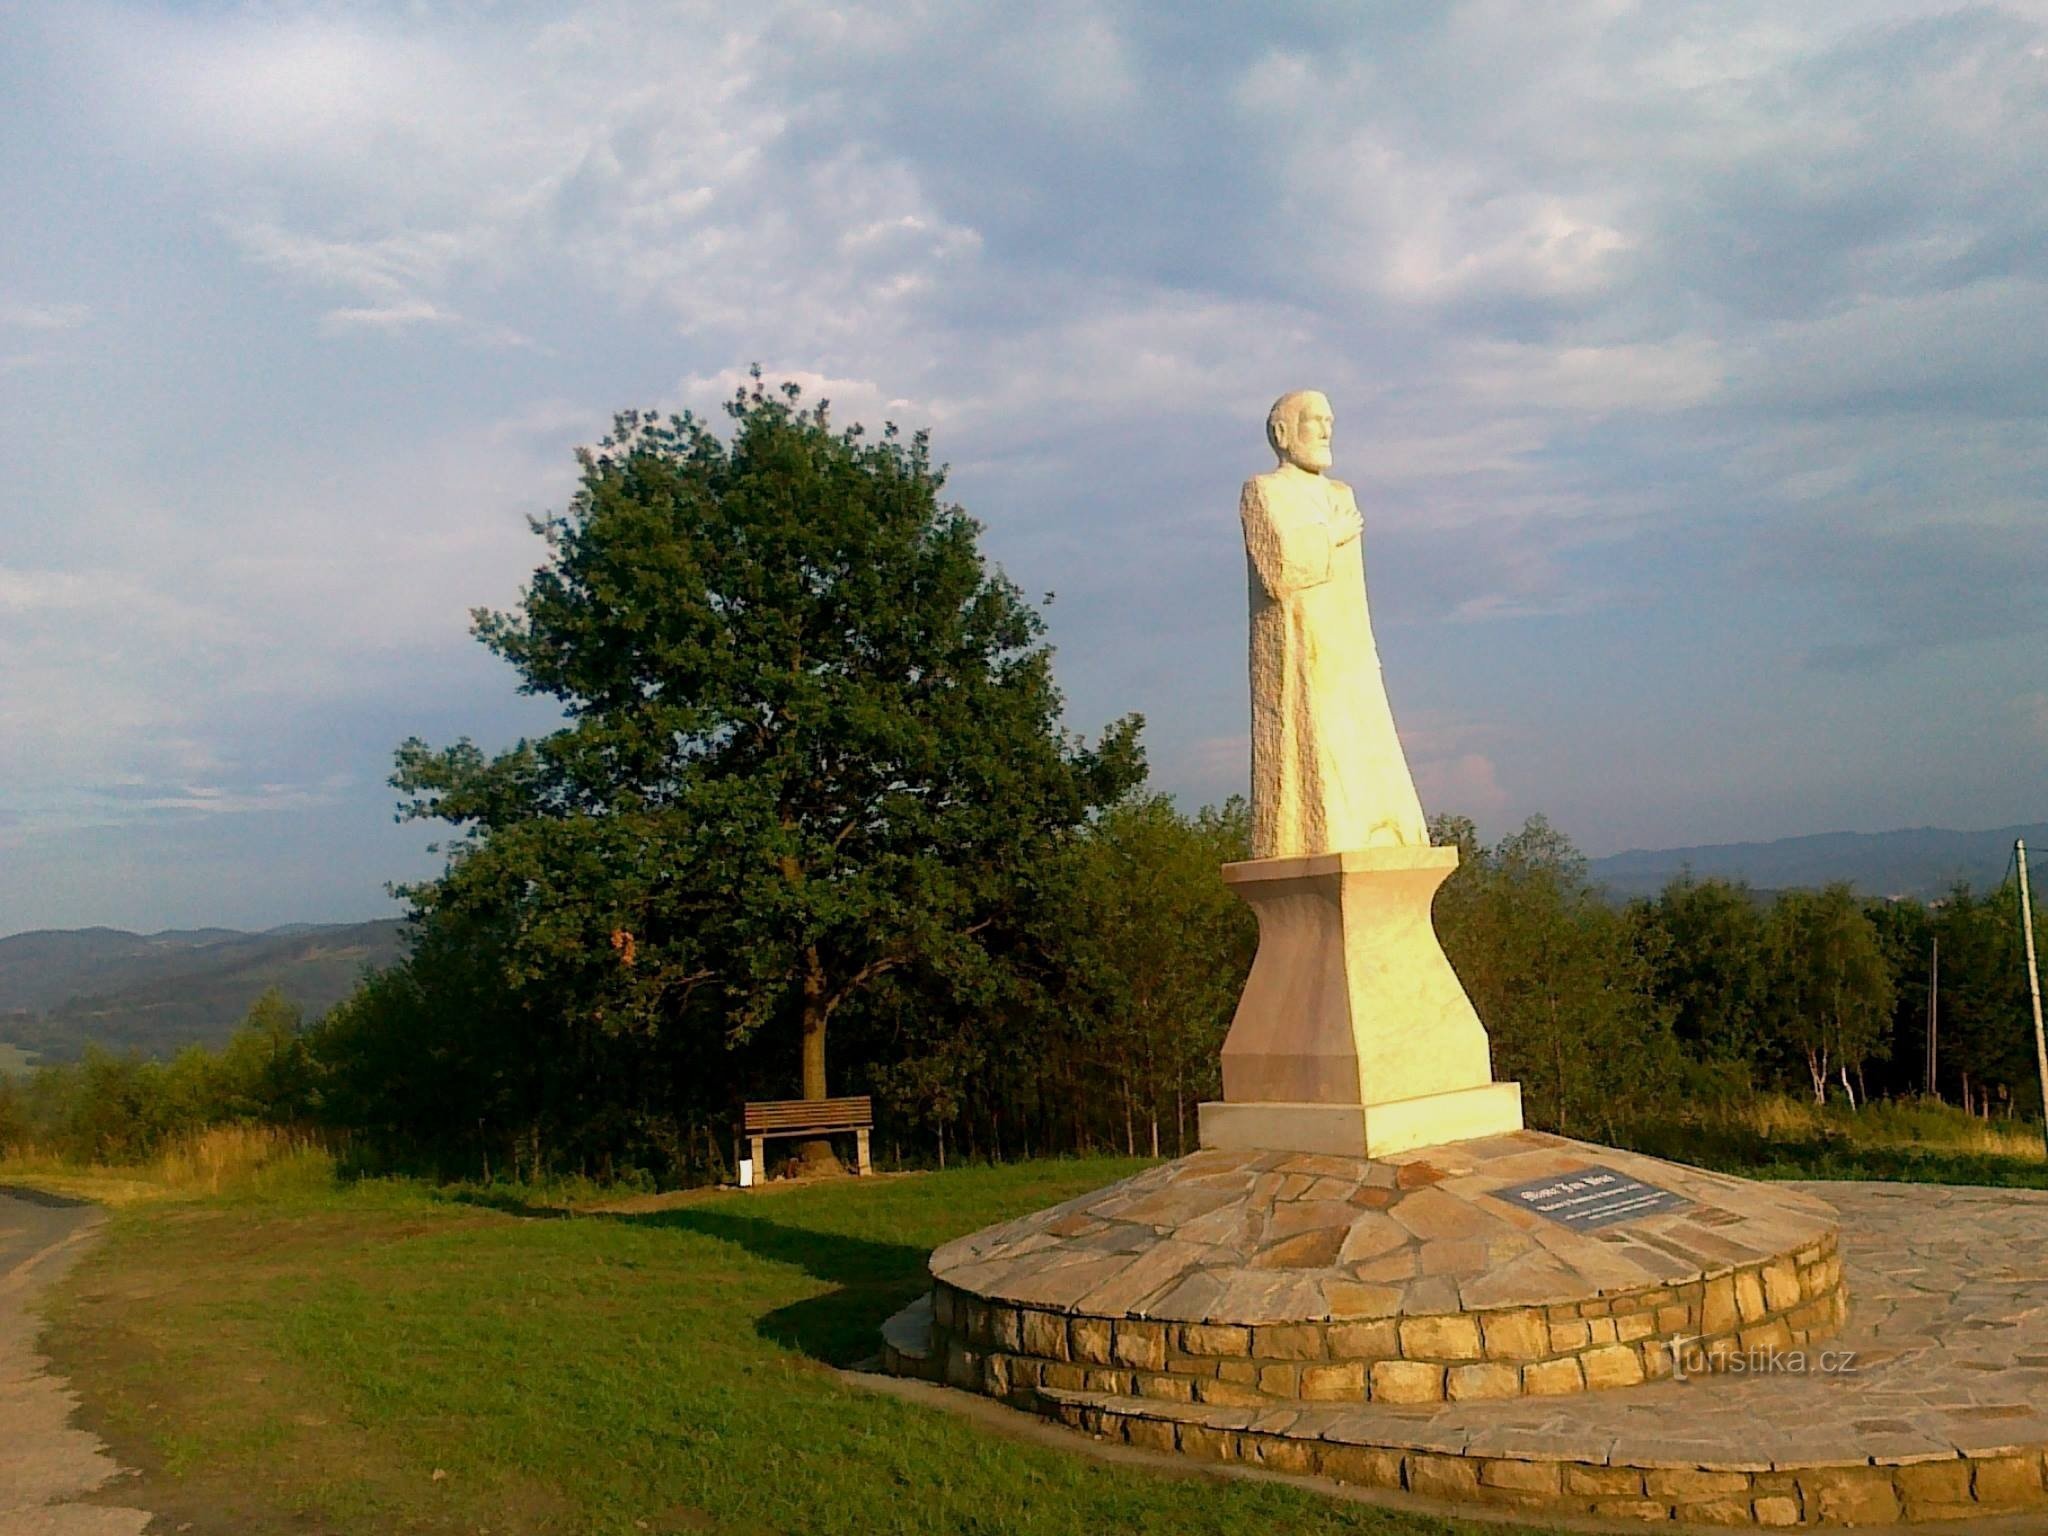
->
<box><xmin>855</xmin><ymin>1127</ymin><xmax>873</xmax><ymax>1176</ymax></box>
<box><xmin>751</xmin><ymin>1135</ymin><xmax>766</xmax><ymax>1183</ymax></box>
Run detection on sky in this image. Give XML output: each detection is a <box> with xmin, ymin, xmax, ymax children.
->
<box><xmin>2</xmin><ymin>1</ymin><xmax>2045</xmax><ymax>936</ymax></box>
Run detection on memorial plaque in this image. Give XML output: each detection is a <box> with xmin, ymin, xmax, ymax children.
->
<box><xmin>1489</xmin><ymin>1165</ymin><xmax>1690</xmax><ymax>1231</ymax></box>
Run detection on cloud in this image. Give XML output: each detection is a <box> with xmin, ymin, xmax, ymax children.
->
<box><xmin>6</xmin><ymin>0</ymin><xmax>2048</xmax><ymax>924</ymax></box>
<box><xmin>1414</xmin><ymin>752</ymin><xmax>1510</xmax><ymax>821</ymax></box>
<box><xmin>0</xmin><ymin>302</ymin><xmax>91</xmax><ymax>330</ymax></box>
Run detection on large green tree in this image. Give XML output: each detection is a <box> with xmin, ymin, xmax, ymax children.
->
<box><xmin>1764</xmin><ymin>884</ymin><xmax>1894</xmax><ymax>1105</ymax></box>
<box><xmin>1433</xmin><ymin>814</ymin><xmax>1678</xmax><ymax>1137</ymax></box>
<box><xmin>1631</xmin><ymin>875</ymin><xmax>1770</xmax><ymax>1069</ymax></box>
<box><xmin>389</xmin><ymin>376</ymin><xmax>1141</xmax><ymax>1170</ymax></box>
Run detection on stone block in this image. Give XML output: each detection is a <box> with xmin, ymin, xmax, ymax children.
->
<box><xmin>1195</xmin><ymin>1377</ymin><xmax>1265</xmax><ymax>1407</ymax></box>
<box><xmin>1327</xmin><ymin>1318</ymin><xmax>1398</xmax><ymax>1359</ymax></box>
<box><xmin>981</xmin><ymin>1353</ymin><xmax>1010</xmax><ymax>1396</ymax></box>
<box><xmin>1752</xmin><ymin>1494</ymin><xmax>1801</xmax><ymax>1527</ymax></box>
<box><xmin>945</xmin><ymin>1344</ymin><xmax>979</xmax><ymax>1391</ymax></box>
<box><xmin>1657</xmin><ymin>1303</ymin><xmax>1691</xmax><ymax>1333</ymax></box>
<box><xmin>1124</xmin><ymin>1417</ymin><xmax>1176</xmax><ymax>1452</ymax></box>
<box><xmin>1641</xmin><ymin>1342</ymin><xmax>1675</xmax><ymax>1379</ymax></box>
<box><xmin>1068</xmin><ymin>1315</ymin><xmax>1113</xmax><ymax>1365</ymax></box>
<box><xmin>1179</xmin><ymin>1322</ymin><xmax>1251</xmax><ymax>1356</ymax></box>
<box><xmin>1021</xmin><ymin>1309</ymin><xmax>1069</xmax><ymax>1361</ymax></box>
<box><xmin>1701</xmin><ymin>1274</ymin><xmax>1738</xmax><ymax>1334</ymax></box>
<box><xmin>1973</xmin><ymin>1454</ymin><xmax>2045</xmax><ymax>1505</ymax></box>
<box><xmin>1480</xmin><ymin>1308</ymin><xmax>1548</xmax><ymax>1360</ymax></box>
<box><xmin>1251</xmin><ymin>1323</ymin><xmax>1324</xmax><ymax>1360</ymax></box>
<box><xmin>1408</xmin><ymin>1453</ymin><xmax>1481</xmax><ymax>1498</ymax></box>
<box><xmin>1081</xmin><ymin>1368</ymin><xmax>1129</xmax><ymax>1393</ymax></box>
<box><xmin>1686</xmin><ymin>1497</ymin><xmax>1756</xmax><ymax>1525</ymax></box>
<box><xmin>1480</xmin><ymin>1458</ymin><xmax>1560</xmax><ymax>1493</ymax></box>
<box><xmin>990</xmin><ymin>1306</ymin><xmax>1023</xmax><ymax>1352</ymax></box>
<box><xmin>1399</xmin><ymin>1314</ymin><xmax>1482</xmax><ymax>1360</ymax></box>
<box><xmin>1522</xmin><ymin>1356</ymin><xmax>1584</xmax><ymax>1395</ymax></box>
<box><xmin>1113</xmin><ymin>1319</ymin><xmax>1168</xmax><ymax>1371</ymax></box>
<box><xmin>1040</xmin><ymin>1361</ymin><xmax>1086</xmax><ymax>1390</ymax></box>
<box><xmin>1369</xmin><ymin>1359</ymin><xmax>1445</xmax><ymax>1404</ymax></box>
<box><xmin>1590</xmin><ymin>1498</ymin><xmax>1673</xmax><ymax>1520</ymax></box>
<box><xmin>1615</xmin><ymin>1310</ymin><xmax>1655</xmax><ymax>1343</ymax></box>
<box><xmin>1321</xmin><ymin>1444</ymin><xmax>1403</xmax><ymax>1488</ymax></box>
<box><xmin>1580</xmin><ymin>1344</ymin><xmax>1645</xmax><ymax>1390</ymax></box>
<box><xmin>1548</xmin><ymin>1319</ymin><xmax>1591</xmax><ymax>1351</ymax></box>
<box><xmin>1446</xmin><ymin>1362</ymin><xmax>1520</xmax><ymax>1401</ymax></box>
<box><xmin>1565</xmin><ymin>1466</ymin><xmax>1644</xmax><ymax>1496</ymax></box>
<box><xmin>1136</xmin><ymin>1373</ymin><xmax>1194</xmax><ymax>1403</ymax></box>
<box><xmin>1893</xmin><ymin>1459</ymin><xmax>1969</xmax><ymax>1505</ymax></box>
<box><xmin>1585</xmin><ymin>1316</ymin><xmax>1618</xmax><ymax>1346</ymax></box>
<box><xmin>932</xmin><ymin>1285</ymin><xmax>957</xmax><ymax>1330</ymax></box>
<box><xmin>1216</xmin><ymin>1359</ymin><xmax>1260</xmax><ymax>1385</ymax></box>
<box><xmin>1799</xmin><ymin>1468</ymin><xmax>1900</xmax><ymax>1525</ymax></box>
<box><xmin>1299</xmin><ymin>1361</ymin><xmax>1366</xmax><ymax>1400</ymax></box>
<box><xmin>962</xmin><ymin>1297</ymin><xmax>991</xmax><ymax>1344</ymax></box>
<box><xmin>1734</xmin><ymin>1270</ymin><xmax>1767</xmax><ymax>1324</ymax></box>
<box><xmin>1761</xmin><ymin>1259</ymin><xmax>1801</xmax><ymax>1312</ymax></box>
<box><xmin>1245</xmin><ymin>1435</ymin><xmax>1319</xmax><ymax>1474</ymax></box>
<box><xmin>1178</xmin><ymin>1423</ymin><xmax>1236</xmax><ymax>1460</ymax></box>
<box><xmin>1257</xmin><ymin>1362</ymin><xmax>1298</xmax><ymax>1396</ymax></box>
<box><xmin>1644</xmin><ymin>1468</ymin><xmax>1749</xmax><ymax>1497</ymax></box>
<box><xmin>1738</xmin><ymin>1317</ymin><xmax>1792</xmax><ymax>1354</ymax></box>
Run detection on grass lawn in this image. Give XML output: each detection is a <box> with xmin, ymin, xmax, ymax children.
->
<box><xmin>40</xmin><ymin>1157</ymin><xmax>1535</xmax><ymax>1536</ymax></box>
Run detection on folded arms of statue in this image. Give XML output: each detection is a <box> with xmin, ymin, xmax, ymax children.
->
<box><xmin>1241</xmin><ymin>477</ymin><xmax>1360</xmax><ymax>600</ymax></box>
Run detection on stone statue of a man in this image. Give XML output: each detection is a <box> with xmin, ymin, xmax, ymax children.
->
<box><xmin>1242</xmin><ymin>390</ymin><xmax>1428</xmax><ymax>859</ymax></box>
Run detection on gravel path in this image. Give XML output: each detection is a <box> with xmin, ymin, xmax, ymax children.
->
<box><xmin>0</xmin><ymin>1189</ymin><xmax>151</xmax><ymax>1536</ymax></box>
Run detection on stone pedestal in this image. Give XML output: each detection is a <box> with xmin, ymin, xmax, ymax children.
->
<box><xmin>1197</xmin><ymin>846</ymin><xmax>1522</xmax><ymax>1158</ymax></box>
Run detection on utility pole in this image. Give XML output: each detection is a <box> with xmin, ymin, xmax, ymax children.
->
<box><xmin>2018</xmin><ymin>839</ymin><xmax>2048</xmax><ymax>1159</ymax></box>
<box><xmin>1926</xmin><ymin>936</ymin><xmax>1939</xmax><ymax>1098</ymax></box>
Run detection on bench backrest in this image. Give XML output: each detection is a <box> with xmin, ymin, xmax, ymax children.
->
<box><xmin>743</xmin><ymin>1096</ymin><xmax>873</xmax><ymax>1133</ymax></box>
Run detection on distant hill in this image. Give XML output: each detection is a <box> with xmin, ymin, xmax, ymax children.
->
<box><xmin>0</xmin><ymin>920</ymin><xmax>405</xmax><ymax>1063</ymax></box>
<box><xmin>1588</xmin><ymin>823</ymin><xmax>2048</xmax><ymax>902</ymax></box>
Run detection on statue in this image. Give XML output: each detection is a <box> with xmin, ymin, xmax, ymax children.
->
<box><xmin>1242</xmin><ymin>390</ymin><xmax>1428</xmax><ymax>859</ymax></box>
<box><xmin>1198</xmin><ymin>389</ymin><xmax>1523</xmax><ymax>1157</ymax></box>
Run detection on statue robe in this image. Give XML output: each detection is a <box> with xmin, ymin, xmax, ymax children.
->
<box><xmin>1241</xmin><ymin>468</ymin><xmax>1428</xmax><ymax>859</ymax></box>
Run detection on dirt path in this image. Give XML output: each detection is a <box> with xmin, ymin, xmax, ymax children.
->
<box><xmin>0</xmin><ymin>1189</ymin><xmax>152</xmax><ymax>1536</ymax></box>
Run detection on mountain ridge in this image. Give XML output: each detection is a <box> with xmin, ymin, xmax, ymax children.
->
<box><xmin>1587</xmin><ymin>821</ymin><xmax>2047</xmax><ymax>901</ymax></box>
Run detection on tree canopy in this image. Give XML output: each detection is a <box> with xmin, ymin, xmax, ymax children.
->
<box><xmin>377</xmin><ymin>375</ymin><xmax>1143</xmax><ymax>1171</ymax></box>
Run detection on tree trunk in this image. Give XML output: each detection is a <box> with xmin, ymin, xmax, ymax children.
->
<box><xmin>792</xmin><ymin>948</ymin><xmax>842</xmax><ymax>1174</ymax></box>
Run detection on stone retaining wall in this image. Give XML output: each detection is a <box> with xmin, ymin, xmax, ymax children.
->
<box><xmin>918</xmin><ymin>1232</ymin><xmax>1843</xmax><ymax>1408</ymax></box>
<box><xmin>1040</xmin><ymin>1392</ymin><xmax>2048</xmax><ymax>1527</ymax></box>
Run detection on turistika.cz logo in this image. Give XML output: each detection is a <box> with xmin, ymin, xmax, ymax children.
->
<box><xmin>1670</xmin><ymin>1337</ymin><xmax>1859</xmax><ymax>1380</ymax></box>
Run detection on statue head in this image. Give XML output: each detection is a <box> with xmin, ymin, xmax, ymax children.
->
<box><xmin>1266</xmin><ymin>390</ymin><xmax>1333</xmax><ymax>473</ymax></box>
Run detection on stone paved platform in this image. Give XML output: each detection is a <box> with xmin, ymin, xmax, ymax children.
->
<box><xmin>888</xmin><ymin>1181</ymin><xmax>2048</xmax><ymax>1527</ymax></box>
<box><xmin>912</xmin><ymin>1133</ymin><xmax>1844</xmax><ymax>1404</ymax></box>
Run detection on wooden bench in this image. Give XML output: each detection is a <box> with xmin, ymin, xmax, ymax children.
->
<box><xmin>739</xmin><ymin>1096</ymin><xmax>873</xmax><ymax>1182</ymax></box>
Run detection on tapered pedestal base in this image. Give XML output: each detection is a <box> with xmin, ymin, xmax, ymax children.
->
<box><xmin>1205</xmin><ymin>846</ymin><xmax>1521</xmax><ymax>1156</ymax></box>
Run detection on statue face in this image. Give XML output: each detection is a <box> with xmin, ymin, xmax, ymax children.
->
<box><xmin>1276</xmin><ymin>393</ymin><xmax>1334</xmax><ymax>472</ymax></box>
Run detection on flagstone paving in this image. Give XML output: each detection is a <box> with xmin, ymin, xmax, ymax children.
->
<box><xmin>886</xmin><ymin>1178</ymin><xmax>2048</xmax><ymax>1526</ymax></box>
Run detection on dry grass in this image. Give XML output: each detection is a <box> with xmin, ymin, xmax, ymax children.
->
<box><xmin>1736</xmin><ymin>1092</ymin><xmax>2047</xmax><ymax>1161</ymax></box>
<box><xmin>0</xmin><ymin>1124</ymin><xmax>335</xmax><ymax>1206</ymax></box>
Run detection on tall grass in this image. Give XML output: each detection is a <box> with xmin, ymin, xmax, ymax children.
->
<box><xmin>0</xmin><ymin>1123</ymin><xmax>336</xmax><ymax>1205</ymax></box>
<box><xmin>1736</xmin><ymin>1092</ymin><xmax>2047</xmax><ymax>1160</ymax></box>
